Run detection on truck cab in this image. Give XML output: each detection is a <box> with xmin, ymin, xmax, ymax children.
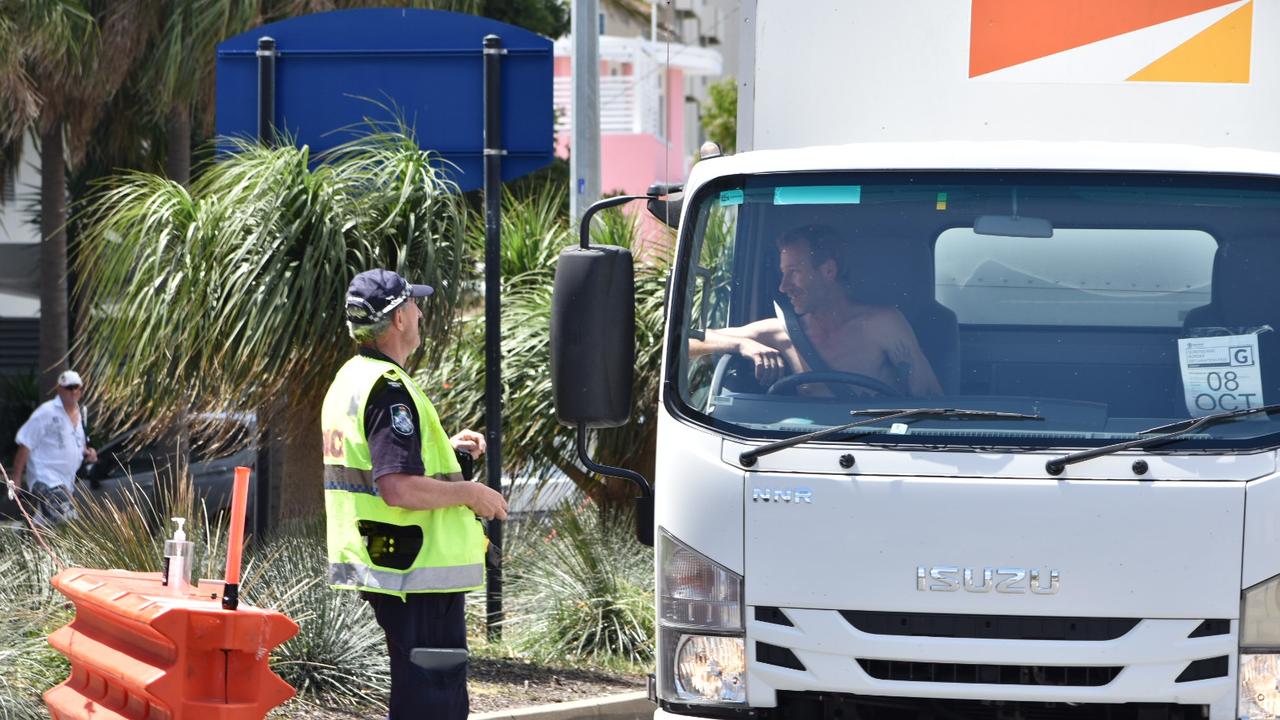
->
<box><xmin>653</xmin><ymin>141</ymin><xmax>1280</xmax><ymax>720</ymax></box>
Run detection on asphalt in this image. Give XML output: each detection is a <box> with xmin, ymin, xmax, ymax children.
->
<box><xmin>472</xmin><ymin>691</ymin><xmax>655</xmax><ymax>720</ymax></box>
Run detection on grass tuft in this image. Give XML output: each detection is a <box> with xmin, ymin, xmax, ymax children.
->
<box><xmin>503</xmin><ymin>501</ymin><xmax>654</xmax><ymax>664</ymax></box>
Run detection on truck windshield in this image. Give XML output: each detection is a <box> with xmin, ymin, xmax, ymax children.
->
<box><xmin>672</xmin><ymin>172</ymin><xmax>1280</xmax><ymax>451</ymax></box>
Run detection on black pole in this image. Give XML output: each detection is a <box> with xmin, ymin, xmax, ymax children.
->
<box><xmin>482</xmin><ymin>33</ymin><xmax>505</xmax><ymax>641</ymax></box>
<box><xmin>256</xmin><ymin>37</ymin><xmax>277</xmax><ymax>146</ymax></box>
<box><xmin>253</xmin><ymin>36</ymin><xmax>277</xmax><ymax>540</ymax></box>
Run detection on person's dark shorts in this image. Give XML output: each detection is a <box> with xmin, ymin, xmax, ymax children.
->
<box><xmin>28</xmin><ymin>482</ymin><xmax>76</xmax><ymax>526</ymax></box>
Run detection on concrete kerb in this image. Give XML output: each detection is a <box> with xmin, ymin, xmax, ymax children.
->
<box><xmin>472</xmin><ymin>691</ymin><xmax>655</xmax><ymax>720</ymax></box>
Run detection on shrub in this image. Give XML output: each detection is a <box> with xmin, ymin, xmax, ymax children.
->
<box><xmin>0</xmin><ymin>529</ymin><xmax>70</xmax><ymax>720</ymax></box>
<box><xmin>243</xmin><ymin>520</ymin><xmax>390</xmax><ymax>709</ymax></box>
<box><xmin>503</xmin><ymin>501</ymin><xmax>654</xmax><ymax>664</ymax></box>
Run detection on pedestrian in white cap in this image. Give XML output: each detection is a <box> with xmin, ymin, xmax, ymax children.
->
<box><xmin>11</xmin><ymin>370</ymin><xmax>98</xmax><ymax>525</ymax></box>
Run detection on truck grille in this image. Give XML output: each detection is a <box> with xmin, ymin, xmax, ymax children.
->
<box><xmin>857</xmin><ymin>659</ymin><xmax>1121</xmax><ymax>687</ymax></box>
<box><xmin>1174</xmin><ymin>655</ymin><xmax>1229</xmax><ymax>682</ymax></box>
<box><xmin>840</xmin><ymin>610</ymin><xmax>1139</xmax><ymax>641</ymax></box>
<box><xmin>774</xmin><ymin>691</ymin><xmax>1209</xmax><ymax>719</ymax></box>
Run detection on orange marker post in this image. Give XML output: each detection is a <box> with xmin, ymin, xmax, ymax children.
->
<box><xmin>223</xmin><ymin>466</ymin><xmax>251</xmax><ymax>610</ymax></box>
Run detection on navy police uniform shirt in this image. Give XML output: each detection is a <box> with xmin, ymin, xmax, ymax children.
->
<box><xmin>358</xmin><ymin>347</ymin><xmax>426</xmax><ymax>482</ymax></box>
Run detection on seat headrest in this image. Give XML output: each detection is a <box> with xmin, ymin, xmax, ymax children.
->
<box><xmin>845</xmin><ymin>236</ymin><xmax>936</xmax><ymax>309</ymax></box>
<box><xmin>1210</xmin><ymin>239</ymin><xmax>1280</xmax><ymax>327</ymax></box>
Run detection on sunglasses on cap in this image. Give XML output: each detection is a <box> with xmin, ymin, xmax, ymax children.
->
<box><xmin>346</xmin><ymin>287</ymin><xmax>415</xmax><ymax>324</ymax></box>
<box><xmin>60</xmin><ymin>384</ymin><xmax>82</xmax><ymax>391</ymax></box>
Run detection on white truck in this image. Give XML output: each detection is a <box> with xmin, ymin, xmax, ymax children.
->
<box><xmin>552</xmin><ymin>2</ymin><xmax>1280</xmax><ymax>718</ymax></box>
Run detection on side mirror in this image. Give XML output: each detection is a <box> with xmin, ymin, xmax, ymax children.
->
<box><xmin>554</xmin><ymin>195</ymin><xmax>656</xmax><ymax>547</ymax></box>
<box><xmin>645</xmin><ymin>183</ymin><xmax>684</xmax><ymax>229</ymax></box>
<box><xmin>550</xmin><ymin>245</ymin><xmax>636</xmax><ymax>428</ymax></box>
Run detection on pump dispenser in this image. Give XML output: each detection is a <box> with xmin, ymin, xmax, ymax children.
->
<box><xmin>162</xmin><ymin>517</ymin><xmax>194</xmax><ymax>594</ymax></box>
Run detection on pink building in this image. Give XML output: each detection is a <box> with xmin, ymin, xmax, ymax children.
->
<box><xmin>553</xmin><ymin>35</ymin><xmax>722</xmax><ymax>198</ymax></box>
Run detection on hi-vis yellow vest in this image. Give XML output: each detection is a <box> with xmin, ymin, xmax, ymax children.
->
<box><xmin>321</xmin><ymin>354</ymin><xmax>484</xmax><ymax>598</ymax></box>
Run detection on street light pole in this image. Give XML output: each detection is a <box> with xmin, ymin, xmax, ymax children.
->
<box><xmin>570</xmin><ymin>0</ymin><xmax>601</xmax><ymax>223</ymax></box>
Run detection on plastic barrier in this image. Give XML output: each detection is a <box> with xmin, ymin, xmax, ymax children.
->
<box><xmin>45</xmin><ymin>568</ymin><xmax>298</xmax><ymax>720</ymax></box>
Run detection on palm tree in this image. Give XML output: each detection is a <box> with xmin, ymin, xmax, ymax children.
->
<box><xmin>134</xmin><ymin>1</ymin><xmax>262</xmax><ymax>186</ymax></box>
<box><xmin>0</xmin><ymin>0</ymin><xmax>154</xmax><ymax>392</ymax></box>
<box><xmin>73</xmin><ymin>131</ymin><xmax>469</xmax><ymax>519</ymax></box>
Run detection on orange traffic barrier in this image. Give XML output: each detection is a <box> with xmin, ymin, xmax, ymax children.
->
<box><xmin>45</xmin><ymin>568</ymin><xmax>298</xmax><ymax>720</ymax></box>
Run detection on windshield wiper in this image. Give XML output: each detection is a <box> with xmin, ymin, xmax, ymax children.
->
<box><xmin>1045</xmin><ymin>403</ymin><xmax>1280</xmax><ymax>476</ymax></box>
<box><xmin>739</xmin><ymin>408</ymin><xmax>1043</xmax><ymax>467</ymax></box>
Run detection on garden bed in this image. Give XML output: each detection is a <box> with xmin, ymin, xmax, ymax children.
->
<box><xmin>271</xmin><ymin>657</ymin><xmax>647</xmax><ymax>718</ymax></box>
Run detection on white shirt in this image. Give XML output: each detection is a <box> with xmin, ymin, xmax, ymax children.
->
<box><xmin>16</xmin><ymin>398</ymin><xmax>86</xmax><ymax>492</ymax></box>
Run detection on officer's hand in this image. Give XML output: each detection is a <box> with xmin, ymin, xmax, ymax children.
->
<box><xmin>738</xmin><ymin>338</ymin><xmax>787</xmax><ymax>386</ymax></box>
<box><xmin>84</xmin><ymin>447</ymin><xmax>97</xmax><ymax>464</ymax></box>
<box><xmin>450</xmin><ymin>429</ymin><xmax>486</xmax><ymax>460</ymax></box>
<box><xmin>467</xmin><ymin>483</ymin><xmax>508</xmax><ymax>521</ymax></box>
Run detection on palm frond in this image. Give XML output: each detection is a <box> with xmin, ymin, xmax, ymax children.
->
<box><xmin>74</xmin><ymin>129</ymin><xmax>469</xmax><ymax>443</ymax></box>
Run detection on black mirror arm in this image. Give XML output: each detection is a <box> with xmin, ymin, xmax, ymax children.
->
<box><xmin>575</xmin><ymin>423</ymin><xmax>652</xmax><ymax>499</ymax></box>
<box><xmin>578</xmin><ymin>184</ymin><xmax>683</xmax><ymax>250</ymax></box>
<box><xmin>578</xmin><ymin>195</ymin><xmax>651</xmax><ymax>250</ymax></box>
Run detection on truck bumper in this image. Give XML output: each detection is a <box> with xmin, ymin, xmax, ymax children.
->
<box><xmin>655</xmin><ymin>710</ymin><xmax>715</xmax><ymax>720</ymax></box>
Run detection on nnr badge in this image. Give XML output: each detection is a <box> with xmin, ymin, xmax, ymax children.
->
<box><xmin>390</xmin><ymin>404</ymin><xmax>415</xmax><ymax>436</ymax></box>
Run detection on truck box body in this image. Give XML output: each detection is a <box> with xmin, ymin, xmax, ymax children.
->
<box><xmin>742</xmin><ymin>0</ymin><xmax>1276</xmax><ymax>151</ymax></box>
<box><xmin>638</xmin><ymin>3</ymin><xmax>1280</xmax><ymax>719</ymax></box>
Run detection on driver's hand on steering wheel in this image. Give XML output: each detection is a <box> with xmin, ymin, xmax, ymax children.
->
<box><xmin>738</xmin><ymin>338</ymin><xmax>787</xmax><ymax>386</ymax></box>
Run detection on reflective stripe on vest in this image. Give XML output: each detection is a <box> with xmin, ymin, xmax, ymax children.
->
<box><xmin>328</xmin><ymin>561</ymin><xmax>484</xmax><ymax>593</ymax></box>
<box><xmin>321</xmin><ymin>354</ymin><xmax>485</xmax><ymax>597</ymax></box>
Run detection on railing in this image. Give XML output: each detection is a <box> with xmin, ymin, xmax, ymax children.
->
<box><xmin>554</xmin><ymin>71</ymin><xmax>664</xmax><ymax>137</ymax></box>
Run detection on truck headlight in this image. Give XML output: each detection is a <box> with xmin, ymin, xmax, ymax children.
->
<box><xmin>1239</xmin><ymin>655</ymin><xmax>1280</xmax><ymax>719</ymax></box>
<box><xmin>673</xmin><ymin>635</ymin><xmax>747</xmax><ymax>703</ymax></box>
<box><xmin>657</xmin><ymin>528</ymin><xmax>745</xmax><ymax>706</ymax></box>
<box><xmin>1240</xmin><ymin>575</ymin><xmax>1280</xmax><ymax>718</ymax></box>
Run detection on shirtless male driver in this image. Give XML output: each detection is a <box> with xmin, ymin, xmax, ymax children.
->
<box><xmin>690</xmin><ymin>224</ymin><xmax>942</xmax><ymax>397</ymax></box>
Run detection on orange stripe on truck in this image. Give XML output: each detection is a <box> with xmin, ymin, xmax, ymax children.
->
<box><xmin>969</xmin><ymin>0</ymin><xmax>1240</xmax><ymax>77</ymax></box>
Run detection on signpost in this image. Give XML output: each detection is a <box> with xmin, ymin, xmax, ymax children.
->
<box><xmin>217</xmin><ymin>8</ymin><xmax>553</xmax><ymax>189</ymax></box>
<box><xmin>217</xmin><ymin>8</ymin><xmax>554</xmax><ymax>636</ymax></box>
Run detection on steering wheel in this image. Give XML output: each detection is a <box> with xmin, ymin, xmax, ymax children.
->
<box><xmin>766</xmin><ymin>371</ymin><xmax>904</xmax><ymax>397</ymax></box>
<box><xmin>705</xmin><ymin>353</ymin><xmax>737</xmax><ymax>412</ymax></box>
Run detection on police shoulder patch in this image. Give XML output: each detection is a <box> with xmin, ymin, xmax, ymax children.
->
<box><xmin>389</xmin><ymin>404</ymin><xmax>415</xmax><ymax>436</ymax></box>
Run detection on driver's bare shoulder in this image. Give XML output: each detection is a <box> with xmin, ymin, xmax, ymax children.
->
<box><xmin>844</xmin><ymin>305</ymin><xmax>906</xmax><ymax>336</ymax></box>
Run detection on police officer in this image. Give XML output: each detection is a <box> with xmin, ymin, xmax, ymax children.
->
<box><xmin>322</xmin><ymin>269</ymin><xmax>507</xmax><ymax>719</ymax></box>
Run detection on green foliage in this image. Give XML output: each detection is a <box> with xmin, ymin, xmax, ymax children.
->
<box><xmin>74</xmin><ymin>130</ymin><xmax>468</xmax><ymax>440</ymax></box>
<box><xmin>424</xmin><ymin>183</ymin><xmax>671</xmax><ymax>498</ymax></box>
<box><xmin>0</xmin><ymin>372</ymin><xmax>39</xmax><ymax>464</ymax></box>
<box><xmin>0</xmin><ymin>542</ymin><xmax>69</xmax><ymax>720</ymax></box>
<box><xmin>480</xmin><ymin>0</ymin><xmax>570</xmax><ymax>38</ymax></box>
<box><xmin>701</xmin><ymin>76</ymin><xmax>737</xmax><ymax>154</ymax></box>
<box><xmin>243</xmin><ymin>520</ymin><xmax>390</xmax><ymax>708</ymax></box>
<box><xmin>504</xmin><ymin>501</ymin><xmax>654</xmax><ymax>663</ymax></box>
<box><xmin>0</xmin><ymin>486</ymin><xmax>653</xmax><ymax>711</ymax></box>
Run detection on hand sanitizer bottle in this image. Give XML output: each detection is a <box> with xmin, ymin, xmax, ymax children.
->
<box><xmin>162</xmin><ymin>517</ymin><xmax>194</xmax><ymax>594</ymax></box>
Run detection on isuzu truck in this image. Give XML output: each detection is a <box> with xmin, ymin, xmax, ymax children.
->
<box><xmin>552</xmin><ymin>2</ymin><xmax>1280</xmax><ymax>718</ymax></box>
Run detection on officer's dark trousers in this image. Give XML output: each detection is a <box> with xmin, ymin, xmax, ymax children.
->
<box><xmin>363</xmin><ymin>591</ymin><xmax>468</xmax><ymax>720</ymax></box>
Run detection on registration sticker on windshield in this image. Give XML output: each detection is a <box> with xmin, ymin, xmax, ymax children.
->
<box><xmin>1177</xmin><ymin>333</ymin><xmax>1265</xmax><ymax>417</ymax></box>
<box><xmin>719</xmin><ymin>189</ymin><xmax>744</xmax><ymax>207</ymax></box>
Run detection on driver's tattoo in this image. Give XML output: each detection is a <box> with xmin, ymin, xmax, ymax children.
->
<box><xmin>890</xmin><ymin>340</ymin><xmax>914</xmax><ymax>383</ymax></box>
